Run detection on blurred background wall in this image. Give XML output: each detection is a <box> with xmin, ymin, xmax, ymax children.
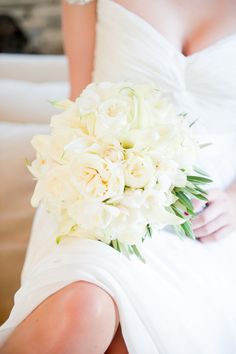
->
<box><xmin>0</xmin><ymin>0</ymin><xmax>68</xmax><ymax>325</ymax></box>
<box><xmin>0</xmin><ymin>0</ymin><xmax>63</xmax><ymax>54</ymax></box>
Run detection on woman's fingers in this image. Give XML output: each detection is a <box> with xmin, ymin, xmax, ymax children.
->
<box><xmin>190</xmin><ymin>188</ymin><xmax>236</xmax><ymax>242</ymax></box>
<box><xmin>192</xmin><ymin>198</ymin><xmax>206</xmax><ymax>214</ymax></box>
<box><xmin>199</xmin><ymin>225</ymin><xmax>234</xmax><ymax>243</ymax></box>
<box><xmin>192</xmin><ymin>198</ymin><xmax>227</xmax><ymax>230</ymax></box>
<box><xmin>193</xmin><ymin>212</ymin><xmax>230</xmax><ymax>238</ymax></box>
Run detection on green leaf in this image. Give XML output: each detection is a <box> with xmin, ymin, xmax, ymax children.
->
<box><xmin>178</xmin><ymin>112</ymin><xmax>188</xmax><ymax>118</ymax></box>
<box><xmin>116</xmin><ymin>240</ymin><xmax>121</xmax><ymax>253</ymax></box>
<box><xmin>24</xmin><ymin>158</ymin><xmax>30</xmax><ymax>167</ymax></box>
<box><xmin>189</xmin><ymin>118</ymin><xmax>198</xmax><ymax>127</ymax></box>
<box><xmin>131</xmin><ymin>245</ymin><xmax>146</xmax><ymax>263</ymax></box>
<box><xmin>128</xmin><ymin>245</ymin><xmax>134</xmax><ymax>254</ymax></box>
<box><xmin>56</xmin><ymin>235</ymin><xmax>64</xmax><ymax>244</ymax></box>
<box><xmin>193</xmin><ymin>166</ymin><xmax>210</xmax><ymax>177</ymax></box>
<box><xmin>146</xmin><ymin>224</ymin><xmax>152</xmax><ymax>238</ymax></box>
<box><xmin>111</xmin><ymin>239</ymin><xmax>119</xmax><ymax>251</ymax></box>
<box><xmin>180</xmin><ymin>221</ymin><xmax>195</xmax><ymax>240</ymax></box>
<box><xmin>172</xmin><ymin>225</ymin><xmax>185</xmax><ymax>239</ymax></box>
<box><xmin>193</xmin><ymin>193</ymin><xmax>208</xmax><ymax>201</ymax></box>
<box><xmin>118</xmin><ymin>242</ymin><xmax>131</xmax><ymax>259</ymax></box>
<box><xmin>187</xmin><ymin>175</ymin><xmax>213</xmax><ymax>184</ymax></box>
<box><xmin>48</xmin><ymin>99</ymin><xmax>73</xmax><ymax>110</ymax></box>
<box><xmin>199</xmin><ymin>142</ymin><xmax>212</xmax><ymax>149</ymax></box>
<box><xmin>174</xmin><ymin>190</ymin><xmax>194</xmax><ymax>212</ymax></box>
<box><xmin>195</xmin><ymin>185</ymin><xmax>208</xmax><ymax>195</ymax></box>
<box><xmin>171</xmin><ymin>205</ymin><xmax>185</xmax><ymax>219</ymax></box>
<box><xmin>184</xmin><ymin>187</ymin><xmax>208</xmax><ymax>201</ymax></box>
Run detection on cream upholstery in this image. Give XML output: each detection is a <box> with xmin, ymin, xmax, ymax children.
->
<box><xmin>0</xmin><ymin>54</ymin><xmax>68</xmax><ymax>324</ymax></box>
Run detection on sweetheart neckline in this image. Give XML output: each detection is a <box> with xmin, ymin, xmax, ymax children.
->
<box><xmin>106</xmin><ymin>0</ymin><xmax>236</xmax><ymax>60</ymax></box>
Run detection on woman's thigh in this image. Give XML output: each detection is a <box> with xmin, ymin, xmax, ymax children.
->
<box><xmin>1</xmin><ymin>281</ymin><xmax>120</xmax><ymax>354</ymax></box>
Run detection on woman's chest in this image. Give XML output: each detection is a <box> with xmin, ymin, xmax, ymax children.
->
<box><xmin>112</xmin><ymin>0</ymin><xmax>236</xmax><ymax>56</ymax></box>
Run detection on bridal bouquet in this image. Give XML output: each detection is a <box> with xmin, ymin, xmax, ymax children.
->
<box><xmin>28</xmin><ymin>82</ymin><xmax>211</xmax><ymax>262</ymax></box>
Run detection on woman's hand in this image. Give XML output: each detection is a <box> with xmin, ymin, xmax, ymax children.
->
<box><xmin>192</xmin><ymin>189</ymin><xmax>236</xmax><ymax>243</ymax></box>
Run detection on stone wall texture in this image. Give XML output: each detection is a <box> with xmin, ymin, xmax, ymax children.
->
<box><xmin>0</xmin><ymin>0</ymin><xmax>63</xmax><ymax>54</ymax></box>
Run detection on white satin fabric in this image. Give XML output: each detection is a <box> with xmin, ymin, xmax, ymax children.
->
<box><xmin>1</xmin><ymin>1</ymin><xmax>236</xmax><ymax>353</ymax></box>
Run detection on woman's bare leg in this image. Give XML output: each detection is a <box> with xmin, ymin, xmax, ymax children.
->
<box><xmin>106</xmin><ymin>325</ymin><xmax>129</xmax><ymax>354</ymax></box>
<box><xmin>1</xmin><ymin>281</ymin><xmax>120</xmax><ymax>354</ymax></box>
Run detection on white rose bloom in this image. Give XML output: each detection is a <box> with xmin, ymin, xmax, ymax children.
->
<box><xmin>153</xmin><ymin>97</ymin><xmax>176</xmax><ymax>123</ymax></box>
<box><xmin>71</xmin><ymin>154</ymin><xmax>125</xmax><ymax>201</ymax></box>
<box><xmin>56</xmin><ymin>211</ymin><xmax>77</xmax><ymax>236</ymax></box>
<box><xmin>29</xmin><ymin>134</ymin><xmax>52</xmax><ymax>178</ymax></box>
<box><xmin>49</xmin><ymin>127</ymin><xmax>79</xmax><ymax>163</ymax></box>
<box><xmin>64</xmin><ymin>136</ymin><xmax>99</xmax><ymax>156</ymax></box>
<box><xmin>119</xmin><ymin>189</ymin><xmax>146</xmax><ymax>209</ymax></box>
<box><xmin>114</xmin><ymin>225</ymin><xmax>145</xmax><ymax>245</ymax></box>
<box><xmin>68</xmin><ymin>199</ymin><xmax>120</xmax><ymax>231</ymax></box>
<box><xmin>100</xmin><ymin>137</ymin><xmax>124</xmax><ymax>163</ymax></box>
<box><xmin>31</xmin><ymin>166</ymin><xmax>78</xmax><ymax>210</ymax></box>
<box><xmin>78</xmin><ymin>111</ymin><xmax>98</xmax><ymax>136</ymax></box>
<box><xmin>97</xmin><ymin>98</ymin><xmax>131</xmax><ymax>135</ymax></box>
<box><xmin>156</xmin><ymin>159</ymin><xmax>187</xmax><ymax>189</ymax></box>
<box><xmin>51</xmin><ymin>105</ymin><xmax>97</xmax><ymax>138</ymax></box>
<box><xmin>76</xmin><ymin>85</ymin><xmax>101</xmax><ymax>114</ymax></box>
<box><xmin>123</xmin><ymin>152</ymin><xmax>156</xmax><ymax>189</ymax></box>
<box><xmin>28</xmin><ymin>159</ymin><xmax>50</xmax><ymax>179</ymax></box>
<box><xmin>50</xmin><ymin>104</ymin><xmax>80</xmax><ymax>130</ymax></box>
<box><xmin>31</xmin><ymin>134</ymin><xmax>50</xmax><ymax>158</ymax></box>
<box><xmin>136</xmin><ymin>187</ymin><xmax>180</xmax><ymax>226</ymax></box>
<box><xmin>108</xmin><ymin>207</ymin><xmax>146</xmax><ymax>245</ymax></box>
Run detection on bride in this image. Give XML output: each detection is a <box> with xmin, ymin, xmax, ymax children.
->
<box><xmin>1</xmin><ymin>0</ymin><xmax>236</xmax><ymax>353</ymax></box>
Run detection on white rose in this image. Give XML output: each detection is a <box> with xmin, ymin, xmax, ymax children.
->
<box><xmin>31</xmin><ymin>134</ymin><xmax>50</xmax><ymax>159</ymax></box>
<box><xmin>71</xmin><ymin>153</ymin><xmax>125</xmax><ymax>201</ymax></box>
<box><xmin>123</xmin><ymin>152</ymin><xmax>156</xmax><ymax>189</ymax></box>
<box><xmin>29</xmin><ymin>134</ymin><xmax>52</xmax><ymax>179</ymax></box>
<box><xmin>96</xmin><ymin>98</ymin><xmax>131</xmax><ymax>137</ymax></box>
<box><xmin>139</xmin><ymin>188</ymin><xmax>182</xmax><ymax>227</ymax></box>
<box><xmin>27</xmin><ymin>159</ymin><xmax>50</xmax><ymax>179</ymax></box>
<box><xmin>31</xmin><ymin>166</ymin><xmax>78</xmax><ymax>210</ymax></box>
<box><xmin>64</xmin><ymin>136</ymin><xmax>99</xmax><ymax>156</ymax></box>
<box><xmin>50</xmin><ymin>104</ymin><xmax>81</xmax><ymax>130</ymax></box>
<box><xmin>68</xmin><ymin>199</ymin><xmax>120</xmax><ymax>230</ymax></box>
<box><xmin>78</xmin><ymin>111</ymin><xmax>97</xmax><ymax>136</ymax></box>
<box><xmin>51</xmin><ymin>103</ymin><xmax>97</xmax><ymax>137</ymax></box>
<box><xmin>108</xmin><ymin>206</ymin><xmax>146</xmax><ymax>245</ymax></box>
<box><xmin>76</xmin><ymin>85</ymin><xmax>101</xmax><ymax>114</ymax></box>
<box><xmin>119</xmin><ymin>189</ymin><xmax>146</xmax><ymax>209</ymax></box>
<box><xmin>156</xmin><ymin>159</ymin><xmax>187</xmax><ymax>189</ymax></box>
<box><xmin>49</xmin><ymin>127</ymin><xmax>80</xmax><ymax>163</ymax></box>
<box><xmin>100</xmin><ymin>137</ymin><xmax>124</xmax><ymax>163</ymax></box>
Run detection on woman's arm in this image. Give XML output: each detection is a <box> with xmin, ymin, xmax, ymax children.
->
<box><xmin>62</xmin><ymin>0</ymin><xmax>97</xmax><ymax>100</ymax></box>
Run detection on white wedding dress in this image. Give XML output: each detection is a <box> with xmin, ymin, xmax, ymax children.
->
<box><xmin>1</xmin><ymin>1</ymin><xmax>236</xmax><ymax>353</ymax></box>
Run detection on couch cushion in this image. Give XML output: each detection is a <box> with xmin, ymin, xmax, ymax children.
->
<box><xmin>0</xmin><ymin>122</ymin><xmax>49</xmax><ymax>324</ymax></box>
<box><xmin>0</xmin><ymin>54</ymin><xmax>68</xmax><ymax>82</ymax></box>
<box><xmin>0</xmin><ymin>80</ymin><xmax>69</xmax><ymax>124</ymax></box>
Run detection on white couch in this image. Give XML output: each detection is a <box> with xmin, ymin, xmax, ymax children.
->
<box><xmin>0</xmin><ymin>54</ymin><xmax>69</xmax><ymax>324</ymax></box>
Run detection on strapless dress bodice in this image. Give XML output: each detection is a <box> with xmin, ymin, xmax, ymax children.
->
<box><xmin>93</xmin><ymin>0</ymin><xmax>236</xmax><ymax>188</ymax></box>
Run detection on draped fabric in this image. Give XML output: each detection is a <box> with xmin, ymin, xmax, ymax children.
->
<box><xmin>1</xmin><ymin>1</ymin><xmax>236</xmax><ymax>353</ymax></box>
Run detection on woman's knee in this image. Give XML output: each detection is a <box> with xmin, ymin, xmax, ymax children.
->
<box><xmin>60</xmin><ymin>281</ymin><xmax>119</xmax><ymax>333</ymax></box>
<box><xmin>2</xmin><ymin>281</ymin><xmax>119</xmax><ymax>354</ymax></box>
